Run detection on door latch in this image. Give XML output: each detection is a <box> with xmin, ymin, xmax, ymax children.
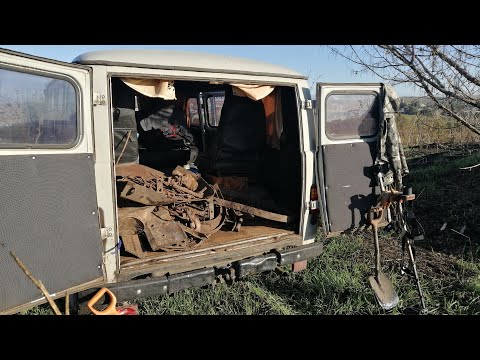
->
<box><xmin>307</xmin><ymin>200</ymin><xmax>319</xmax><ymax>210</ymax></box>
<box><xmin>301</xmin><ymin>100</ymin><xmax>313</xmax><ymax>110</ymax></box>
<box><xmin>93</xmin><ymin>92</ymin><xmax>106</xmax><ymax>106</ymax></box>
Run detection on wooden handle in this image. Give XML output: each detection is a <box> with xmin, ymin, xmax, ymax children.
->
<box><xmin>87</xmin><ymin>287</ymin><xmax>119</xmax><ymax>315</ymax></box>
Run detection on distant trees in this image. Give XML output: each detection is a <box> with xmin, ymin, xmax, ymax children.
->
<box><xmin>329</xmin><ymin>45</ymin><xmax>480</xmax><ymax>136</ymax></box>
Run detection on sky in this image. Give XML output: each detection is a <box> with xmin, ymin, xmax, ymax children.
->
<box><xmin>0</xmin><ymin>45</ymin><xmax>420</xmax><ymax>96</ymax></box>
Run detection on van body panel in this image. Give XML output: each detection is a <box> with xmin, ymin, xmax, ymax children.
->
<box><xmin>73</xmin><ymin>50</ymin><xmax>307</xmax><ymax>79</ymax></box>
<box><xmin>316</xmin><ymin>83</ymin><xmax>383</xmax><ymax>235</ymax></box>
<box><xmin>0</xmin><ymin>49</ymin><xmax>104</xmax><ymax>314</ymax></box>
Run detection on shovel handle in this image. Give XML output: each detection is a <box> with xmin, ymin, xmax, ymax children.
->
<box><xmin>87</xmin><ymin>287</ymin><xmax>119</xmax><ymax>315</ymax></box>
<box><xmin>368</xmin><ymin>208</ymin><xmax>384</xmax><ymax>229</ymax></box>
<box><xmin>368</xmin><ymin>208</ymin><xmax>384</xmax><ymax>277</ymax></box>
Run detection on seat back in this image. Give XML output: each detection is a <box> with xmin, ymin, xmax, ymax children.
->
<box><xmin>213</xmin><ymin>87</ymin><xmax>266</xmax><ymax>176</ymax></box>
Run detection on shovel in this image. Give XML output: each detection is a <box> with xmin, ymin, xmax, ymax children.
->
<box><xmin>368</xmin><ymin>208</ymin><xmax>399</xmax><ymax>311</ymax></box>
<box><xmin>87</xmin><ymin>287</ymin><xmax>138</xmax><ymax>315</ymax></box>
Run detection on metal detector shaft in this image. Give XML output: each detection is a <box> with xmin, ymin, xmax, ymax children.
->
<box><xmin>406</xmin><ymin>239</ymin><xmax>426</xmax><ymax>311</ymax></box>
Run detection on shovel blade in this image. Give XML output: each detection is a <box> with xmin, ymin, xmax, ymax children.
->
<box><xmin>369</xmin><ymin>273</ymin><xmax>399</xmax><ymax>311</ymax></box>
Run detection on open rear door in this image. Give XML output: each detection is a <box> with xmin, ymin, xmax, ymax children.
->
<box><xmin>315</xmin><ymin>83</ymin><xmax>382</xmax><ymax>235</ymax></box>
<box><xmin>0</xmin><ymin>49</ymin><xmax>104</xmax><ymax>314</ymax></box>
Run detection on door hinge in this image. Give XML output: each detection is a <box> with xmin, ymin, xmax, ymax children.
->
<box><xmin>307</xmin><ymin>200</ymin><xmax>319</xmax><ymax>210</ymax></box>
<box><xmin>301</xmin><ymin>100</ymin><xmax>313</xmax><ymax>110</ymax></box>
<box><xmin>93</xmin><ymin>92</ymin><xmax>106</xmax><ymax>106</ymax></box>
<box><xmin>100</xmin><ymin>227</ymin><xmax>114</xmax><ymax>240</ymax></box>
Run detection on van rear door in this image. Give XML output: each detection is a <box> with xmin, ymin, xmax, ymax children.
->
<box><xmin>0</xmin><ymin>49</ymin><xmax>104</xmax><ymax>314</ymax></box>
<box><xmin>315</xmin><ymin>83</ymin><xmax>382</xmax><ymax>235</ymax></box>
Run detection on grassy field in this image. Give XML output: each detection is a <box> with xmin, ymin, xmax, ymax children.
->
<box><xmin>25</xmin><ymin>146</ymin><xmax>480</xmax><ymax>315</ymax></box>
<box><xmin>396</xmin><ymin>114</ymin><xmax>479</xmax><ymax>147</ymax></box>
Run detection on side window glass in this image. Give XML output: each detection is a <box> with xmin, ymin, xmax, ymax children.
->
<box><xmin>0</xmin><ymin>67</ymin><xmax>78</xmax><ymax>146</ymax></box>
<box><xmin>206</xmin><ymin>95</ymin><xmax>225</xmax><ymax>127</ymax></box>
<box><xmin>325</xmin><ymin>93</ymin><xmax>379</xmax><ymax>140</ymax></box>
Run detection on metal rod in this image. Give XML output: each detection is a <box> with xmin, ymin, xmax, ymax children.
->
<box><xmin>407</xmin><ymin>240</ymin><xmax>426</xmax><ymax>311</ymax></box>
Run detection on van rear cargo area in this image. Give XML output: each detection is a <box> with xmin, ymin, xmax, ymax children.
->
<box><xmin>111</xmin><ymin>77</ymin><xmax>303</xmax><ymax>278</ymax></box>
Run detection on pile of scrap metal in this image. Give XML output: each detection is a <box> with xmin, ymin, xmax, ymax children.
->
<box><xmin>116</xmin><ymin>163</ymin><xmax>291</xmax><ymax>258</ymax></box>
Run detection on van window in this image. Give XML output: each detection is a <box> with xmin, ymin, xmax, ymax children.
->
<box><xmin>0</xmin><ymin>67</ymin><xmax>78</xmax><ymax>146</ymax></box>
<box><xmin>206</xmin><ymin>95</ymin><xmax>225</xmax><ymax>127</ymax></box>
<box><xmin>325</xmin><ymin>93</ymin><xmax>378</xmax><ymax>140</ymax></box>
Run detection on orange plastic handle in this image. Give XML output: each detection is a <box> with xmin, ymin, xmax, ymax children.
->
<box><xmin>87</xmin><ymin>287</ymin><xmax>119</xmax><ymax>315</ymax></box>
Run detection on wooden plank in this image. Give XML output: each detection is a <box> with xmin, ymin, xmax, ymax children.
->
<box><xmin>117</xmin><ymin>234</ymin><xmax>302</xmax><ymax>281</ymax></box>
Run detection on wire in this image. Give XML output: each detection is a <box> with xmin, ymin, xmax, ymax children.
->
<box><xmin>116</xmin><ymin>130</ymin><xmax>132</xmax><ymax>165</ymax></box>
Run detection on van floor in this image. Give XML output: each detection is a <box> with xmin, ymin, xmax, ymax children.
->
<box><xmin>118</xmin><ymin>225</ymin><xmax>301</xmax><ymax>281</ymax></box>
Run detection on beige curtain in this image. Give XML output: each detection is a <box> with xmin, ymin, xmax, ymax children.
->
<box><xmin>230</xmin><ymin>84</ymin><xmax>275</xmax><ymax>101</ymax></box>
<box><xmin>262</xmin><ymin>88</ymin><xmax>283</xmax><ymax>150</ymax></box>
<box><xmin>121</xmin><ymin>78</ymin><xmax>176</xmax><ymax>100</ymax></box>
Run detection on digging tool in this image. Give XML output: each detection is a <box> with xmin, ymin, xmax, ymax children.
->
<box><xmin>87</xmin><ymin>287</ymin><xmax>138</xmax><ymax>315</ymax></box>
<box><xmin>368</xmin><ymin>208</ymin><xmax>399</xmax><ymax>311</ymax></box>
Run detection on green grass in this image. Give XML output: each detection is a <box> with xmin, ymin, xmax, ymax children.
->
<box><xmin>26</xmin><ymin>232</ymin><xmax>479</xmax><ymax>315</ymax></box>
<box><xmin>24</xmin><ymin>150</ymin><xmax>480</xmax><ymax>316</ymax></box>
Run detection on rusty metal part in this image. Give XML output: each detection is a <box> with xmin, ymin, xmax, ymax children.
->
<box><xmin>119</xmin><ymin>181</ymin><xmax>174</xmax><ymax>205</ymax></box>
<box><xmin>119</xmin><ymin>206</ymin><xmax>156</xmax><ymax>225</ymax></box>
<box><xmin>171</xmin><ymin>182</ymin><xmax>205</xmax><ymax>198</ymax></box>
<box><xmin>152</xmin><ymin>206</ymin><xmax>173</xmax><ymax>221</ymax></box>
<box><xmin>118</xmin><ymin>206</ymin><xmax>190</xmax><ymax>255</ymax></box>
<box><xmin>122</xmin><ymin>234</ymin><xmax>145</xmax><ymax>259</ymax></box>
<box><xmin>377</xmin><ymin>190</ymin><xmax>416</xmax><ymax>209</ymax></box>
<box><xmin>172</xmin><ymin>166</ymin><xmax>199</xmax><ymax>191</ymax></box>
<box><xmin>195</xmin><ymin>209</ymin><xmax>225</xmax><ymax>235</ymax></box>
<box><xmin>116</xmin><ymin>163</ymin><xmax>293</xmax><ymax>255</ymax></box>
<box><xmin>214</xmin><ymin>197</ymin><xmax>291</xmax><ymax>223</ymax></box>
<box><xmin>118</xmin><ymin>208</ymin><xmax>150</xmax><ymax>258</ymax></box>
<box><xmin>119</xmin><ymin>217</ymin><xmax>142</xmax><ymax>235</ymax></box>
<box><xmin>178</xmin><ymin>223</ymin><xmax>209</xmax><ymax>243</ymax></box>
<box><xmin>145</xmin><ymin>219</ymin><xmax>189</xmax><ymax>251</ymax></box>
<box><xmin>116</xmin><ymin>163</ymin><xmax>166</xmax><ymax>179</ymax></box>
<box><xmin>117</xmin><ymin>164</ymin><xmax>210</xmax><ymax>205</ymax></box>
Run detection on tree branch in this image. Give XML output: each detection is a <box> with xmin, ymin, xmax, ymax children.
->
<box><xmin>430</xmin><ymin>45</ymin><xmax>480</xmax><ymax>87</ymax></box>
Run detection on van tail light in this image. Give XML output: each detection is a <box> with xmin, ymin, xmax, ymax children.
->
<box><xmin>310</xmin><ymin>185</ymin><xmax>319</xmax><ymax>225</ymax></box>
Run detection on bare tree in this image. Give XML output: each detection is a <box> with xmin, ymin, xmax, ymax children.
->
<box><xmin>329</xmin><ymin>45</ymin><xmax>480</xmax><ymax>136</ymax></box>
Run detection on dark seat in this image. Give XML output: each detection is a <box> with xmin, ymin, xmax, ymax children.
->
<box><xmin>211</xmin><ymin>87</ymin><xmax>266</xmax><ymax>176</ymax></box>
<box><xmin>136</xmin><ymin>95</ymin><xmax>197</xmax><ymax>171</ymax></box>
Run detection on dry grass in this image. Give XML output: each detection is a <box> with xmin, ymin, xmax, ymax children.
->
<box><xmin>397</xmin><ymin>114</ymin><xmax>480</xmax><ymax>147</ymax></box>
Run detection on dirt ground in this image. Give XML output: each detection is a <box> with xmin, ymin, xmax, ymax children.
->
<box><xmin>379</xmin><ymin>144</ymin><xmax>480</xmax><ymax>299</ymax></box>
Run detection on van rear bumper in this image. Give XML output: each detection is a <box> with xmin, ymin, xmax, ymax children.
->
<box><xmin>79</xmin><ymin>241</ymin><xmax>323</xmax><ymax>305</ymax></box>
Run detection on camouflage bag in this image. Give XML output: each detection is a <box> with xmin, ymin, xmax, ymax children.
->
<box><xmin>376</xmin><ymin>84</ymin><xmax>409</xmax><ymax>190</ymax></box>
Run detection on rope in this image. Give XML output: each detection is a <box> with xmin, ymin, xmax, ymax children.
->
<box><xmin>116</xmin><ymin>130</ymin><xmax>132</xmax><ymax>165</ymax></box>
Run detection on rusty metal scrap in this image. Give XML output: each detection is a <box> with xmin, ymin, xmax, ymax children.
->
<box><xmin>116</xmin><ymin>163</ymin><xmax>291</xmax><ymax>257</ymax></box>
<box><xmin>116</xmin><ymin>164</ymin><xmax>225</xmax><ymax>255</ymax></box>
<box><xmin>118</xmin><ymin>206</ymin><xmax>190</xmax><ymax>254</ymax></box>
<box><xmin>213</xmin><ymin>197</ymin><xmax>291</xmax><ymax>224</ymax></box>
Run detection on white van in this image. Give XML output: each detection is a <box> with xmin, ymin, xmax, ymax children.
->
<box><xmin>0</xmin><ymin>48</ymin><xmax>406</xmax><ymax>314</ymax></box>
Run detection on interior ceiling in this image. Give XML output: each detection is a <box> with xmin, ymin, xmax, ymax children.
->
<box><xmin>165</xmin><ymin>80</ymin><xmax>226</xmax><ymax>97</ymax></box>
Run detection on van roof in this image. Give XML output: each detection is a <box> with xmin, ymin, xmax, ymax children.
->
<box><xmin>73</xmin><ymin>49</ymin><xmax>307</xmax><ymax>79</ymax></box>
